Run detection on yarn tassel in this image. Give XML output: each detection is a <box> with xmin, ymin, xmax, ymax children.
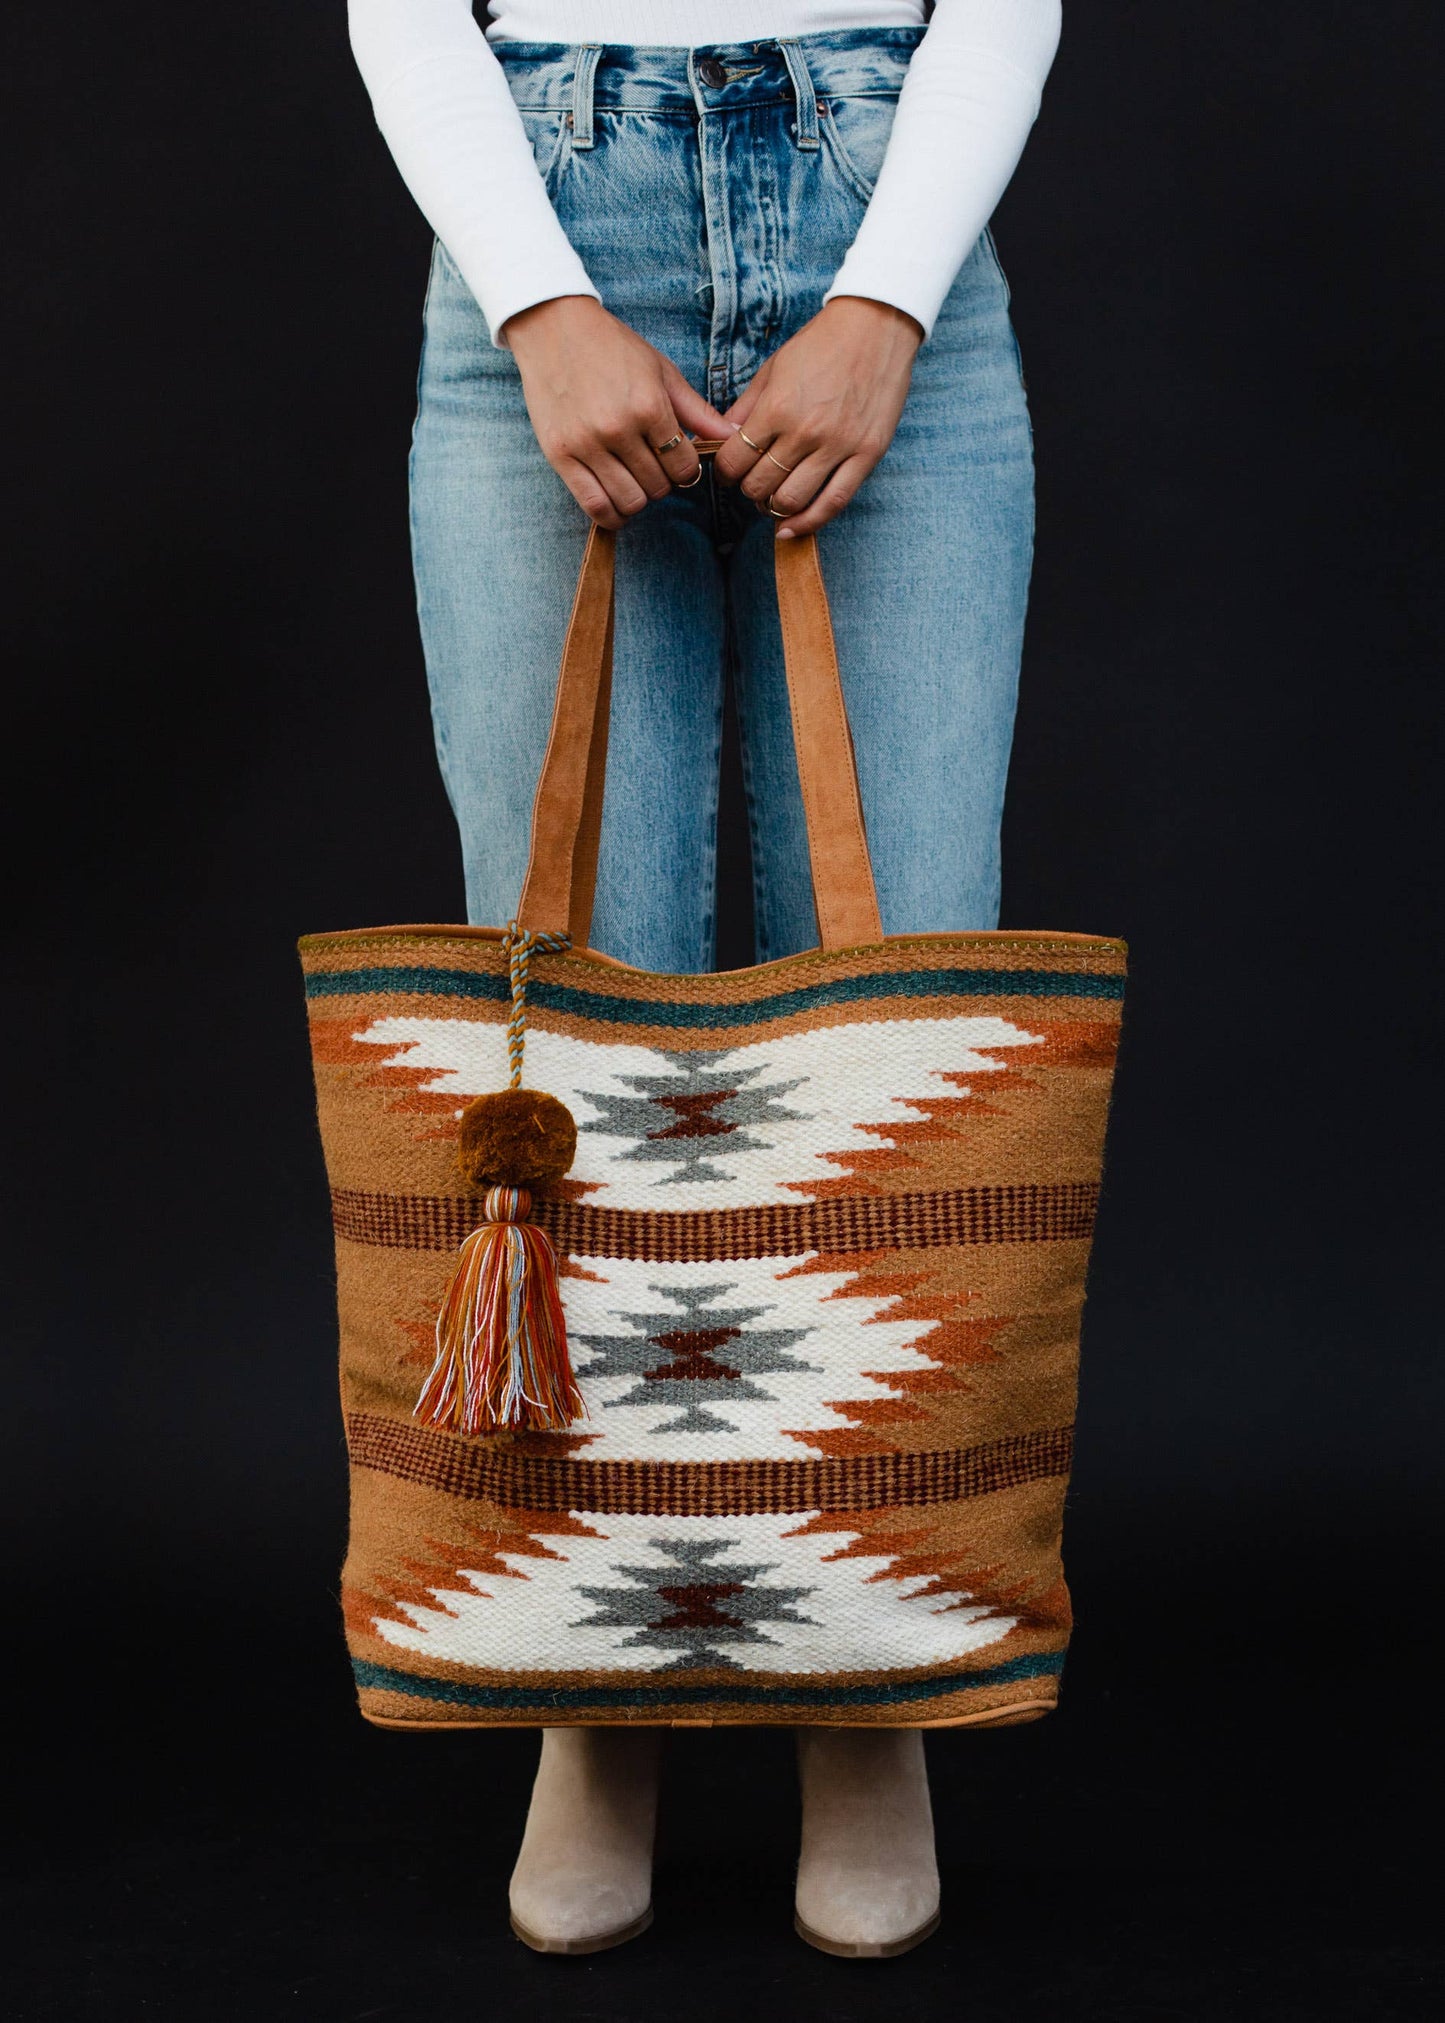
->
<box><xmin>414</xmin><ymin>1186</ymin><xmax>585</xmax><ymax>1434</ymax></box>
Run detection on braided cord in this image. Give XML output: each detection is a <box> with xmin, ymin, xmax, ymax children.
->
<box><xmin>503</xmin><ymin>920</ymin><xmax>571</xmax><ymax>1087</ymax></box>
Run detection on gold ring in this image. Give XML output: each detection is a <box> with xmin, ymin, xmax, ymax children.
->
<box><xmin>767</xmin><ymin>500</ymin><xmax>789</xmax><ymax>519</ymax></box>
<box><xmin>676</xmin><ymin>466</ymin><xmax>704</xmax><ymax>488</ymax></box>
<box><xmin>764</xmin><ymin>448</ymin><xmax>795</xmax><ymax>475</ymax></box>
<box><xmin>653</xmin><ymin>432</ymin><xmax>684</xmax><ymax>454</ymax></box>
<box><xmin>739</xmin><ymin>430</ymin><xmax>765</xmax><ymax>453</ymax></box>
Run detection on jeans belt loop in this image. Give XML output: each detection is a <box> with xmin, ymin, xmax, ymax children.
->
<box><xmin>570</xmin><ymin>44</ymin><xmax>602</xmax><ymax>149</ymax></box>
<box><xmin>777</xmin><ymin>39</ymin><xmax>821</xmax><ymax>151</ymax></box>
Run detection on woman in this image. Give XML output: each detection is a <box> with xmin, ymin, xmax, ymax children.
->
<box><xmin>350</xmin><ymin>0</ymin><xmax>1061</xmax><ymax>1960</ymax></box>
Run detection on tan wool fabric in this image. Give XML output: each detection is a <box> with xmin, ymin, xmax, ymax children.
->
<box><xmin>301</xmin><ymin>925</ymin><xmax>1124</xmax><ymax>1729</ymax></box>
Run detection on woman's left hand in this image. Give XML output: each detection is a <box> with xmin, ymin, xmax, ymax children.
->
<box><xmin>713</xmin><ymin>297</ymin><xmax>923</xmax><ymax>537</ymax></box>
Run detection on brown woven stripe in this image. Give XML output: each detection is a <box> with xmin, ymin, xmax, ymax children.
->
<box><xmin>330</xmin><ymin>1182</ymin><xmax>1098</xmax><ymax>1258</ymax></box>
<box><xmin>345</xmin><ymin>1412</ymin><xmax>1073</xmax><ymax>1515</ymax></box>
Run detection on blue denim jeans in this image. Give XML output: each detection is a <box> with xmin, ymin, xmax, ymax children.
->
<box><xmin>410</xmin><ymin>29</ymin><xmax>1034</xmax><ymax>973</ymax></box>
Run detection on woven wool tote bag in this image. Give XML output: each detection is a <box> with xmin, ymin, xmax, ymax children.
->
<box><xmin>301</xmin><ymin>523</ymin><xmax>1125</xmax><ymax>1731</ymax></box>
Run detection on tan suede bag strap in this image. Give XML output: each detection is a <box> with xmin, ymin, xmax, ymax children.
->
<box><xmin>515</xmin><ymin>524</ymin><xmax>617</xmax><ymax>946</ymax></box>
<box><xmin>517</xmin><ymin>515</ymin><xmax>882</xmax><ymax>952</ymax></box>
<box><xmin>772</xmin><ymin>531</ymin><xmax>882</xmax><ymax>951</ymax></box>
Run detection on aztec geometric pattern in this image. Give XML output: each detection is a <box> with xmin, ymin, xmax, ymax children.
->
<box><xmin>302</xmin><ymin>926</ymin><xmax>1125</xmax><ymax>1729</ymax></box>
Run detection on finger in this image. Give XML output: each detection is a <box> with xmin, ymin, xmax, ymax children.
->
<box><xmin>614</xmin><ymin>429</ymin><xmax>674</xmax><ymax>505</ymax></box>
<box><xmin>773</xmin><ymin>453</ymin><xmax>872</xmax><ymax>538</ymax></box>
<box><xmin>740</xmin><ymin>434</ymin><xmax>811</xmax><ymax>504</ymax></box>
<box><xmin>754</xmin><ymin>446</ymin><xmax>835</xmax><ymax>518</ymax></box>
<box><xmin>663</xmin><ymin>364</ymin><xmax>732</xmax><ymax>443</ymax></box>
<box><xmin>655</xmin><ymin>435</ymin><xmax>703</xmax><ymax>489</ymax></box>
<box><xmin>714</xmin><ymin>412</ymin><xmax>776</xmax><ymax>487</ymax></box>
<box><xmin>595</xmin><ymin>397</ymin><xmax>676</xmax><ymax>503</ymax></box>
<box><xmin>714</xmin><ymin>367</ymin><xmax>774</xmax><ymax>484</ymax></box>
<box><xmin>645</xmin><ymin>400</ymin><xmax>703</xmax><ymax>489</ymax></box>
<box><xmin>587</xmin><ymin>449</ymin><xmax>652</xmax><ymax>519</ymax></box>
<box><xmin>559</xmin><ymin>457</ymin><xmax>625</xmax><ymax>529</ymax></box>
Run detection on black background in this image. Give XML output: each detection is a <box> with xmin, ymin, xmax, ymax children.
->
<box><xmin>5</xmin><ymin>4</ymin><xmax>1442</xmax><ymax>2017</ymax></box>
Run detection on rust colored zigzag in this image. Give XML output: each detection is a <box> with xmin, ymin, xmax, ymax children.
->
<box><xmin>310</xmin><ymin>1017</ymin><xmax>465</xmax><ymax>1131</ymax></box>
<box><xmin>782</xmin><ymin>1250</ymin><xmax>1007</xmax><ymax>1458</ymax></box>
<box><xmin>784</xmin><ymin>1509</ymin><xmax>1072</xmax><ymax>1632</ymax></box>
<box><xmin>795</xmin><ymin>1022</ymin><xmax>1120</xmax><ymax>1199</ymax></box>
<box><xmin>343</xmin><ymin>1509</ymin><xmax>603</xmax><ymax>1637</ymax></box>
<box><xmin>397</xmin><ymin>1316</ymin><xmax>436</xmax><ymax>1371</ymax></box>
<box><xmin>310</xmin><ymin>1020</ymin><xmax>591</xmax><ymax>1199</ymax></box>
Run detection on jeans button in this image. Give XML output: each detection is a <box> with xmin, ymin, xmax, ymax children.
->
<box><xmin>696</xmin><ymin>56</ymin><xmax>727</xmax><ymax>89</ymax></box>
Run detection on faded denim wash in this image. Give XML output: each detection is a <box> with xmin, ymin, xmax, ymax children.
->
<box><xmin>410</xmin><ymin>29</ymin><xmax>1034</xmax><ymax>972</ymax></box>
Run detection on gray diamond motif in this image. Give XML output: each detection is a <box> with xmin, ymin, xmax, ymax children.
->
<box><xmin>572</xmin><ymin>1537</ymin><xmax>816</xmax><ymax>1670</ymax></box>
<box><xmin>573</xmin><ymin>1281</ymin><xmax>820</xmax><ymax>1435</ymax></box>
<box><xmin>579</xmin><ymin>1049</ymin><xmax>806</xmax><ymax>1184</ymax></box>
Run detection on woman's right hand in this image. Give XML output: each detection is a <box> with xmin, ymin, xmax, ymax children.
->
<box><xmin>503</xmin><ymin>296</ymin><xmax>731</xmax><ymax>528</ymax></box>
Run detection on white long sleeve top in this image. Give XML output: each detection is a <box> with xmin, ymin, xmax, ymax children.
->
<box><xmin>349</xmin><ymin>2</ymin><xmax>1061</xmax><ymax>340</ymax></box>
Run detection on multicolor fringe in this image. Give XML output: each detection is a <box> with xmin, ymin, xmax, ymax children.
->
<box><xmin>414</xmin><ymin>1186</ymin><xmax>586</xmax><ymax>1435</ymax></box>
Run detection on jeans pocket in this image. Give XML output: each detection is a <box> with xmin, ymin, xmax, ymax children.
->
<box><xmin>517</xmin><ymin>107</ymin><xmax>572</xmax><ymax>199</ymax></box>
<box><xmin>818</xmin><ymin>92</ymin><xmax>899</xmax><ymax>205</ymax></box>
<box><xmin>980</xmin><ymin>225</ymin><xmax>1014</xmax><ymax>309</ymax></box>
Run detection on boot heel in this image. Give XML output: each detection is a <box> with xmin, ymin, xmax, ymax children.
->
<box><xmin>511</xmin><ymin>1903</ymin><xmax>654</xmax><ymax>1955</ymax></box>
<box><xmin>794</xmin><ymin>1908</ymin><xmax>941</xmax><ymax>1959</ymax></box>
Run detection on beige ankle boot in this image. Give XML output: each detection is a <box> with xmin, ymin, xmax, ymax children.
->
<box><xmin>508</xmin><ymin>1725</ymin><xmax>662</xmax><ymax>1954</ymax></box>
<box><xmin>794</xmin><ymin>1728</ymin><xmax>941</xmax><ymax>1957</ymax></box>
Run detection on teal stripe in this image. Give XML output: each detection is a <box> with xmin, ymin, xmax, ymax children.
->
<box><xmin>353</xmin><ymin>1649</ymin><xmax>1064</xmax><ymax>1713</ymax></box>
<box><xmin>305</xmin><ymin>965</ymin><xmax>1122</xmax><ymax>1022</ymax></box>
<box><xmin>307</xmin><ymin>966</ymin><xmax>509</xmax><ymax>1005</ymax></box>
